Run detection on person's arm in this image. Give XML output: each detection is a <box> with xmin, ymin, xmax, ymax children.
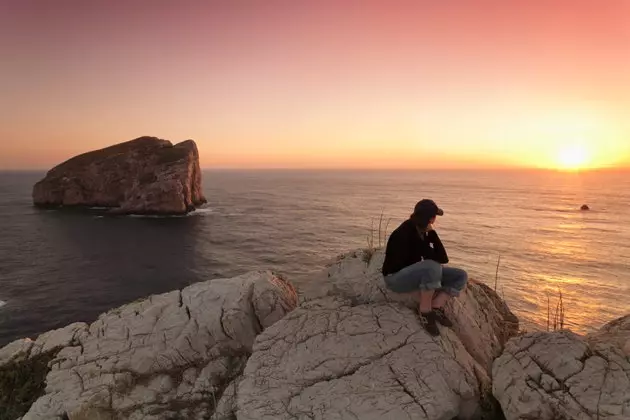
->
<box><xmin>426</xmin><ymin>230</ymin><xmax>449</xmax><ymax>264</ymax></box>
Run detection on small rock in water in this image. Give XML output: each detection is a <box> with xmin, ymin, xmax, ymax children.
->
<box><xmin>580</xmin><ymin>204</ymin><xmax>590</xmax><ymax>211</ymax></box>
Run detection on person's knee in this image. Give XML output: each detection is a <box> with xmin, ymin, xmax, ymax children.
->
<box><xmin>453</xmin><ymin>268</ymin><xmax>468</xmax><ymax>290</ymax></box>
<box><xmin>423</xmin><ymin>260</ymin><xmax>443</xmax><ymax>282</ymax></box>
<box><xmin>417</xmin><ymin>260</ymin><xmax>441</xmax><ymax>291</ymax></box>
<box><xmin>456</xmin><ymin>268</ymin><xmax>468</xmax><ymax>286</ymax></box>
<box><xmin>442</xmin><ymin>267</ymin><xmax>468</xmax><ymax>296</ymax></box>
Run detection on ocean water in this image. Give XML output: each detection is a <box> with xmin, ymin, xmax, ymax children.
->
<box><xmin>0</xmin><ymin>169</ymin><xmax>629</xmax><ymax>346</ymax></box>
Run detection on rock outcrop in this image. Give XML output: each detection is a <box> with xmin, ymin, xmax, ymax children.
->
<box><xmin>301</xmin><ymin>249</ymin><xmax>519</xmax><ymax>372</ymax></box>
<box><xmin>32</xmin><ymin>136</ymin><xmax>207</xmax><ymax>215</ymax></box>
<box><xmin>492</xmin><ymin>317</ymin><xmax>630</xmax><ymax>420</ymax></box>
<box><xmin>0</xmin><ymin>271</ymin><xmax>297</xmax><ymax>420</ymax></box>
<box><xmin>12</xmin><ymin>247</ymin><xmax>629</xmax><ymax>419</ymax></box>
<box><xmin>0</xmin><ymin>249</ymin><xmax>521</xmax><ymax>419</ymax></box>
<box><xmin>0</xmin><ymin>323</ymin><xmax>88</xmax><ymax>420</ymax></box>
<box><xmin>587</xmin><ymin>314</ymin><xmax>630</xmax><ymax>356</ymax></box>
<box><xmin>234</xmin><ymin>249</ymin><xmax>519</xmax><ymax>420</ymax></box>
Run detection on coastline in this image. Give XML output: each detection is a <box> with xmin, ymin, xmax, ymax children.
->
<box><xmin>2</xmin><ymin>248</ymin><xmax>628</xmax><ymax>420</ymax></box>
<box><xmin>1</xmin><ymin>168</ymin><xmax>629</xmax><ymax>344</ymax></box>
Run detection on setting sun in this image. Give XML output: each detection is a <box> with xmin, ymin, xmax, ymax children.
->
<box><xmin>557</xmin><ymin>144</ymin><xmax>591</xmax><ymax>170</ymax></box>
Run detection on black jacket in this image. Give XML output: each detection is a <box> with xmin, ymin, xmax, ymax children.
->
<box><xmin>382</xmin><ymin>219</ymin><xmax>449</xmax><ymax>276</ymax></box>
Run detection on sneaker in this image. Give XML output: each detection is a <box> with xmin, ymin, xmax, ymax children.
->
<box><xmin>433</xmin><ymin>307</ymin><xmax>454</xmax><ymax>327</ymax></box>
<box><xmin>419</xmin><ymin>311</ymin><xmax>440</xmax><ymax>337</ymax></box>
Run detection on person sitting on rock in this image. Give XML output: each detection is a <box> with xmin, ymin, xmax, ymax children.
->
<box><xmin>381</xmin><ymin>199</ymin><xmax>468</xmax><ymax>336</ymax></box>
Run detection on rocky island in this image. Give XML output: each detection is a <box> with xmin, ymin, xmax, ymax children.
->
<box><xmin>32</xmin><ymin>137</ymin><xmax>207</xmax><ymax>215</ymax></box>
<box><xmin>1</xmin><ymin>249</ymin><xmax>628</xmax><ymax>419</ymax></box>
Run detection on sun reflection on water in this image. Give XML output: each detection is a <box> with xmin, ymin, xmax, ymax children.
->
<box><xmin>521</xmin><ymin>211</ymin><xmax>610</xmax><ymax>333</ymax></box>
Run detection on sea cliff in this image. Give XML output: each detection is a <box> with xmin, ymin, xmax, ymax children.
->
<box><xmin>1</xmin><ymin>249</ymin><xmax>628</xmax><ymax>420</ymax></box>
<box><xmin>32</xmin><ymin>137</ymin><xmax>206</xmax><ymax>215</ymax></box>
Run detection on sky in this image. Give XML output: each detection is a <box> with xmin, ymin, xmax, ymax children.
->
<box><xmin>1</xmin><ymin>0</ymin><xmax>630</xmax><ymax>170</ymax></box>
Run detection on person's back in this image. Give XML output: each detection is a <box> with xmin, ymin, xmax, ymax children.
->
<box><xmin>382</xmin><ymin>219</ymin><xmax>448</xmax><ymax>276</ymax></box>
<box><xmin>382</xmin><ymin>220</ymin><xmax>413</xmax><ymax>276</ymax></box>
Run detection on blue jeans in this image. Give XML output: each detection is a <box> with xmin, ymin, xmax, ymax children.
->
<box><xmin>384</xmin><ymin>260</ymin><xmax>468</xmax><ymax>297</ymax></box>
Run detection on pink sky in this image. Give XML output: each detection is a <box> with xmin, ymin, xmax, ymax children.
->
<box><xmin>1</xmin><ymin>0</ymin><xmax>629</xmax><ymax>169</ymax></box>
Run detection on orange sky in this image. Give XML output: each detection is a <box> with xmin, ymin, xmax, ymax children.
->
<box><xmin>1</xmin><ymin>0</ymin><xmax>629</xmax><ymax>170</ymax></box>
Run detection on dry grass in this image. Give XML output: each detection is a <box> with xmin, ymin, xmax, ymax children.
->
<box><xmin>364</xmin><ymin>211</ymin><xmax>391</xmax><ymax>264</ymax></box>
<box><xmin>491</xmin><ymin>255</ymin><xmax>567</xmax><ymax>334</ymax></box>
<box><xmin>493</xmin><ymin>256</ymin><xmax>507</xmax><ymax>302</ymax></box>
<box><xmin>366</xmin><ymin>219</ymin><xmax>375</xmax><ymax>254</ymax></box>
<box><xmin>377</xmin><ymin>210</ymin><xmax>391</xmax><ymax>249</ymax></box>
<box><xmin>546</xmin><ymin>288</ymin><xmax>566</xmax><ymax>331</ymax></box>
<box><xmin>494</xmin><ymin>255</ymin><xmax>501</xmax><ymax>291</ymax></box>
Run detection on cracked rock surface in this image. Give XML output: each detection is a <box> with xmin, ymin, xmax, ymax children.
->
<box><xmin>302</xmin><ymin>249</ymin><xmax>519</xmax><ymax>372</ymax></box>
<box><xmin>1</xmin><ymin>271</ymin><xmax>297</xmax><ymax>420</ymax></box>
<box><xmin>234</xmin><ymin>250</ymin><xmax>519</xmax><ymax>420</ymax></box>
<box><xmin>0</xmin><ymin>323</ymin><xmax>88</xmax><ymax>367</ymax></box>
<box><xmin>493</xmin><ymin>327</ymin><xmax>630</xmax><ymax>420</ymax></box>
<box><xmin>587</xmin><ymin>315</ymin><xmax>630</xmax><ymax>358</ymax></box>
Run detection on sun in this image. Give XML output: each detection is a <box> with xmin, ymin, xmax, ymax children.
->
<box><xmin>556</xmin><ymin>144</ymin><xmax>591</xmax><ymax>170</ymax></box>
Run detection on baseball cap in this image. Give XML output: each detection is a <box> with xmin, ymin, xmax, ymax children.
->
<box><xmin>413</xmin><ymin>199</ymin><xmax>444</xmax><ymax>218</ymax></box>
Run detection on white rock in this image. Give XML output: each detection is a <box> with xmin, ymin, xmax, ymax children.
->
<box><xmin>211</xmin><ymin>375</ymin><xmax>241</xmax><ymax>420</ymax></box>
<box><xmin>493</xmin><ymin>329</ymin><xmax>630</xmax><ymax>420</ymax></box>
<box><xmin>237</xmin><ymin>297</ymin><xmax>488</xmax><ymax>420</ymax></box>
<box><xmin>588</xmin><ymin>315</ymin><xmax>630</xmax><ymax>357</ymax></box>
<box><xmin>0</xmin><ymin>323</ymin><xmax>87</xmax><ymax>366</ymax></box>
<box><xmin>33</xmin><ymin>322</ymin><xmax>89</xmax><ymax>356</ymax></box>
<box><xmin>15</xmin><ymin>270</ymin><xmax>297</xmax><ymax>420</ymax></box>
<box><xmin>303</xmin><ymin>249</ymin><xmax>518</xmax><ymax>371</ymax></box>
<box><xmin>4</xmin><ymin>248</ymin><xmax>526</xmax><ymax>420</ymax></box>
<box><xmin>0</xmin><ymin>338</ymin><xmax>34</xmax><ymax>365</ymax></box>
<box><xmin>235</xmin><ymin>250</ymin><xmax>519</xmax><ymax>420</ymax></box>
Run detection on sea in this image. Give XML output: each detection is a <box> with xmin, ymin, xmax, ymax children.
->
<box><xmin>1</xmin><ymin>169</ymin><xmax>629</xmax><ymax>346</ymax></box>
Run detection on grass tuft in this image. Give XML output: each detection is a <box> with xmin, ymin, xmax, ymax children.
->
<box><xmin>546</xmin><ymin>288</ymin><xmax>566</xmax><ymax>331</ymax></box>
<box><xmin>0</xmin><ymin>351</ymin><xmax>56</xmax><ymax>420</ymax></box>
<box><xmin>364</xmin><ymin>211</ymin><xmax>391</xmax><ymax>264</ymax></box>
<box><xmin>494</xmin><ymin>255</ymin><xmax>501</xmax><ymax>291</ymax></box>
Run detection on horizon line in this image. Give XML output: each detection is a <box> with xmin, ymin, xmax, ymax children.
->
<box><xmin>3</xmin><ymin>165</ymin><xmax>629</xmax><ymax>173</ymax></box>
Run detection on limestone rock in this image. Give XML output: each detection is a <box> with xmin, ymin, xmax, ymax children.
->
<box><xmin>493</xmin><ymin>328</ymin><xmax>630</xmax><ymax>420</ymax></box>
<box><xmin>32</xmin><ymin>136</ymin><xmax>207</xmax><ymax>215</ymax></box>
<box><xmin>3</xmin><ymin>248</ymin><xmax>522</xmax><ymax>419</ymax></box>
<box><xmin>587</xmin><ymin>314</ymin><xmax>630</xmax><ymax>357</ymax></box>
<box><xmin>4</xmin><ymin>271</ymin><xmax>297</xmax><ymax>420</ymax></box>
<box><xmin>237</xmin><ymin>297</ymin><xmax>493</xmax><ymax>420</ymax></box>
<box><xmin>235</xmin><ymin>249</ymin><xmax>518</xmax><ymax>420</ymax></box>
<box><xmin>0</xmin><ymin>337</ymin><xmax>34</xmax><ymax>366</ymax></box>
<box><xmin>302</xmin><ymin>249</ymin><xmax>519</xmax><ymax>371</ymax></box>
<box><xmin>211</xmin><ymin>376</ymin><xmax>240</xmax><ymax>420</ymax></box>
<box><xmin>0</xmin><ymin>323</ymin><xmax>87</xmax><ymax>365</ymax></box>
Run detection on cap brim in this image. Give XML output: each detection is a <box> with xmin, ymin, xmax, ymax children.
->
<box><xmin>436</xmin><ymin>208</ymin><xmax>444</xmax><ymax>216</ymax></box>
